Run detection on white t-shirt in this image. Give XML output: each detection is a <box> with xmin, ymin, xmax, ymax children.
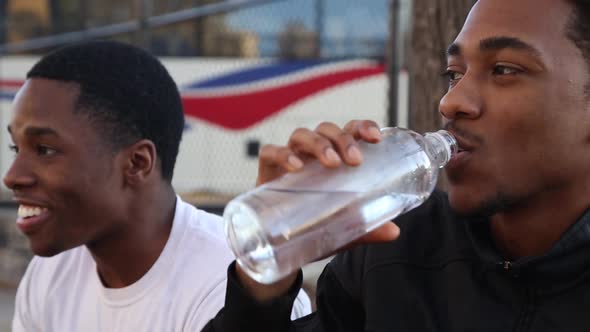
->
<box><xmin>12</xmin><ymin>197</ymin><xmax>311</xmax><ymax>331</ymax></box>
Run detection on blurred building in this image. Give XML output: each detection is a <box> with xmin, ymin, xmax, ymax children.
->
<box><xmin>278</xmin><ymin>20</ymin><xmax>318</xmax><ymax>59</ymax></box>
<box><xmin>151</xmin><ymin>0</ymin><xmax>259</xmax><ymax>57</ymax></box>
<box><xmin>4</xmin><ymin>0</ymin><xmax>50</xmax><ymax>43</ymax></box>
<box><xmin>2</xmin><ymin>0</ymin><xmax>259</xmax><ymax>57</ymax></box>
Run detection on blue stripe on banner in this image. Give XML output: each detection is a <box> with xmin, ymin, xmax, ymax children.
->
<box><xmin>0</xmin><ymin>92</ymin><xmax>15</xmax><ymax>100</ymax></box>
<box><xmin>184</xmin><ymin>60</ymin><xmax>332</xmax><ymax>89</ymax></box>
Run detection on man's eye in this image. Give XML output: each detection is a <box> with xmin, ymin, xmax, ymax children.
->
<box><xmin>8</xmin><ymin>144</ymin><xmax>18</xmax><ymax>154</ymax></box>
<box><xmin>37</xmin><ymin>145</ymin><xmax>57</xmax><ymax>156</ymax></box>
<box><xmin>492</xmin><ymin>65</ymin><xmax>521</xmax><ymax>76</ymax></box>
<box><xmin>442</xmin><ymin>70</ymin><xmax>464</xmax><ymax>86</ymax></box>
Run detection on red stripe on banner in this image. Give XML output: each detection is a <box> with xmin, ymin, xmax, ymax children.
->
<box><xmin>0</xmin><ymin>80</ymin><xmax>24</xmax><ymax>88</ymax></box>
<box><xmin>181</xmin><ymin>66</ymin><xmax>384</xmax><ymax>130</ymax></box>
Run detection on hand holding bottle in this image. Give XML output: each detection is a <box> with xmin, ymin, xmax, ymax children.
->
<box><xmin>232</xmin><ymin>120</ymin><xmax>401</xmax><ymax>302</ymax></box>
<box><xmin>255</xmin><ymin>119</ymin><xmax>401</xmax><ymax>243</ymax></box>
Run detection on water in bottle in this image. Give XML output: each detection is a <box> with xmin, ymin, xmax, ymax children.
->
<box><xmin>224</xmin><ymin>127</ymin><xmax>457</xmax><ymax>284</ymax></box>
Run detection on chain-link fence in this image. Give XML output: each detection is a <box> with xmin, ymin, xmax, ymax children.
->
<box><xmin>0</xmin><ymin>0</ymin><xmax>393</xmax><ymax>205</ymax></box>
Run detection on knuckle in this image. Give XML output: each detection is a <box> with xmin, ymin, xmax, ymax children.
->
<box><xmin>276</xmin><ymin>146</ymin><xmax>293</xmax><ymax>159</ymax></box>
<box><xmin>360</xmin><ymin>119</ymin><xmax>379</xmax><ymax>129</ymax></box>
<box><xmin>345</xmin><ymin>119</ymin><xmax>360</xmax><ymax>127</ymax></box>
<box><xmin>258</xmin><ymin>144</ymin><xmax>278</xmax><ymax>159</ymax></box>
<box><xmin>292</xmin><ymin>127</ymin><xmax>311</xmax><ymax>137</ymax></box>
<box><xmin>336</xmin><ymin>130</ymin><xmax>354</xmax><ymax>140</ymax></box>
<box><xmin>288</xmin><ymin>128</ymin><xmax>312</xmax><ymax>148</ymax></box>
<box><xmin>343</xmin><ymin>120</ymin><xmax>361</xmax><ymax>132</ymax></box>
<box><xmin>311</xmin><ymin>135</ymin><xmax>330</xmax><ymax>148</ymax></box>
<box><xmin>335</xmin><ymin>131</ymin><xmax>355</xmax><ymax>146</ymax></box>
<box><xmin>315</xmin><ymin>121</ymin><xmax>336</xmax><ymax>131</ymax></box>
<box><xmin>258</xmin><ymin>144</ymin><xmax>274</xmax><ymax>154</ymax></box>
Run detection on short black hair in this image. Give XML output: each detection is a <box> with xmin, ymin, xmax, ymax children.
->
<box><xmin>566</xmin><ymin>0</ymin><xmax>590</xmax><ymax>93</ymax></box>
<box><xmin>27</xmin><ymin>40</ymin><xmax>184</xmax><ymax>182</ymax></box>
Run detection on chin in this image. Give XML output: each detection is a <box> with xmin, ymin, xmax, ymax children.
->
<box><xmin>447</xmin><ymin>185</ymin><xmax>515</xmax><ymax>218</ymax></box>
<box><xmin>446</xmin><ymin>186</ymin><xmax>489</xmax><ymax>217</ymax></box>
<box><xmin>447</xmin><ymin>196</ymin><xmax>480</xmax><ymax>217</ymax></box>
<box><xmin>29</xmin><ymin>241</ymin><xmax>69</xmax><ymax>257</ymax></box>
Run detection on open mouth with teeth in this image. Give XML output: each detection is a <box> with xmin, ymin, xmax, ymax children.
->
<box><xmin>18</xmin><ymin>205</ymin><xmax>48</xmax><ymax>219</ymax></box>
<box><xmin>15</xmin><ymin>204</ymin><xmax>51</xmax><ymax>234</ymax></box>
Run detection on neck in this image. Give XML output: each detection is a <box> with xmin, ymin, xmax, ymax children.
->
<box><xmin>490</xmin><ymin>186</ymin><xmax>589</xmax><ymax>260</ymax></box>
<box><xmin>89</xmin><ymin>186</ymin><xmax>177</xmax><ymax>288</ymax></box>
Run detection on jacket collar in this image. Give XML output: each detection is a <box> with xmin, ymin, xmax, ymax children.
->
<box><xmin>464</xmin><ymin>208</ymin><xmax>590</xmax><ymax>284</ymax></box>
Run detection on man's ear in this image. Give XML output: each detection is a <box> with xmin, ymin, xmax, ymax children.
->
<box><xmin>123</xmin><ymin>139</ymin><xmax>157</xmax><ymax>186</ymax></box>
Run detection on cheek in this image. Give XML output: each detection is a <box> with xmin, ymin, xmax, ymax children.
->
<box><xmin>477</xmin><ymin>97</ymin><xmax>557</xmax><ymax>184</ymax></box>
<box><xmin>40</xmin><ymin>168</ymin><xmax>80</xmax><ymax>202</ymax></box>
<box><xmin>42</xmin><ymin>162</ymin><xmax>109</xmax><ymax>214</ymax></box>
<box><xmin>484</xmin><ymin>114</ymin><xmax>584</xmax><ymax>192</ymax></box>
<box><xmin>486</xmin><ymin>82</ymin><xmax>559</xmax><ymax>146</ymax></box>
<box><xmin>69</xmin><ymin>166</ymin><xmax>123</xmax><ymax>217</ymax></box>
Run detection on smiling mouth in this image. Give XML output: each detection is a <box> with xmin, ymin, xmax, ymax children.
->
<box><xmin>17</xmin><ymin>205</ymin><xmax>48</xmax><ymax>219</ymax></box>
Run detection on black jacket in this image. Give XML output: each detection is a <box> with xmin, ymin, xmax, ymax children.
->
<box><xmin>204</xmin><ymin>191</ymin><xmax>590</xmax><ymax>331</ymax></box>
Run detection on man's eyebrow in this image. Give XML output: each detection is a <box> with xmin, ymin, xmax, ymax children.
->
<box><xmin>480</xmin><ymin>36</ymin><xmax>541</xmax><ymax>56</ymax></box>
<box><xmin>446</xmin><ymin>36</ymin><xmax>542</xmax><ymax>58</ymax></box>
<box><xmin>6</xmin><ymin>125</ymin><xmax>60</xmax><ymax>138</ymax></box>
<box><xmin>447</xmin><ymin>43</ymin><xmax>461</xmax><ymax>56</ymax></box>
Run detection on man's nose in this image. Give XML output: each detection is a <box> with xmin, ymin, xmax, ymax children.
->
<box><xmin>3</xmin><ymin>157</ymin><xmax>36</xmax><ymax>190</ymax></box>
<box><xmin>439</xmin><ymin>75</ymin><xmax>482</xmax><ymax>121</ymax></box>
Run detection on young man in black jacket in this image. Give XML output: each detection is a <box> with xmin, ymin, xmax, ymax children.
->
<box><xmin>204</xmin><ymin>0</ymin><xmax>590</xmax><ymax>330</ymax></box>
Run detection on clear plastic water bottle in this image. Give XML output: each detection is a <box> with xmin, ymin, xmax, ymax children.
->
<box><xmin>223</xmin><ymin>127</ymin><xmax>457</xmax><ymax>284</ymax></box>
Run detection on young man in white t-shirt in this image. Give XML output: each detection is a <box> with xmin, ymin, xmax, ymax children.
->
<box><xmin>6</xmin><ymin>40</ymin><xmax>310</xmax><ymax>331</ymax></box>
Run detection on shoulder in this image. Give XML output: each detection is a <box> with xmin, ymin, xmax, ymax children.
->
<box><xmin>168</xmin><ymin>199</ymin><xmax>234</xmax><ymax>281</ymax></box>
<box><xmin>162</xmin><ymin>201</ymin><xmax>235</xmax><ymax>324</ymax></box>
<box><xmin>23</xmin><ymin>246</ymin><xmax>90</xmax><ymax>284</ymax></box>
<box><xmin>16</xmin><ymin>246</ymin><xmax>91</xmax><ymax>307</ymax></box>
<box><xmin>176</xmin><ymin>198</ymin><xmax>227</xmax><ymax>243</ymax></box>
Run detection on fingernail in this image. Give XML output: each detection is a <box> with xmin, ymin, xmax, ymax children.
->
<box><xmin>368</xmin><ymin>127</ymin><xmax>382</xmax><ymax>140</ymax></box>
<box><xmin>288</xmin><ymin>155</ymin><xmax>303</xmax><ymax>170</ymax></box>
<box><xmin>347</xmin><ymin>145</ymin><xmax>363</xmax><ymax>163</ymax></box>
<box><xmin>325</xmin><ymin>147</ymin><xmax>341</xmax><ymax>163</ymax></box>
